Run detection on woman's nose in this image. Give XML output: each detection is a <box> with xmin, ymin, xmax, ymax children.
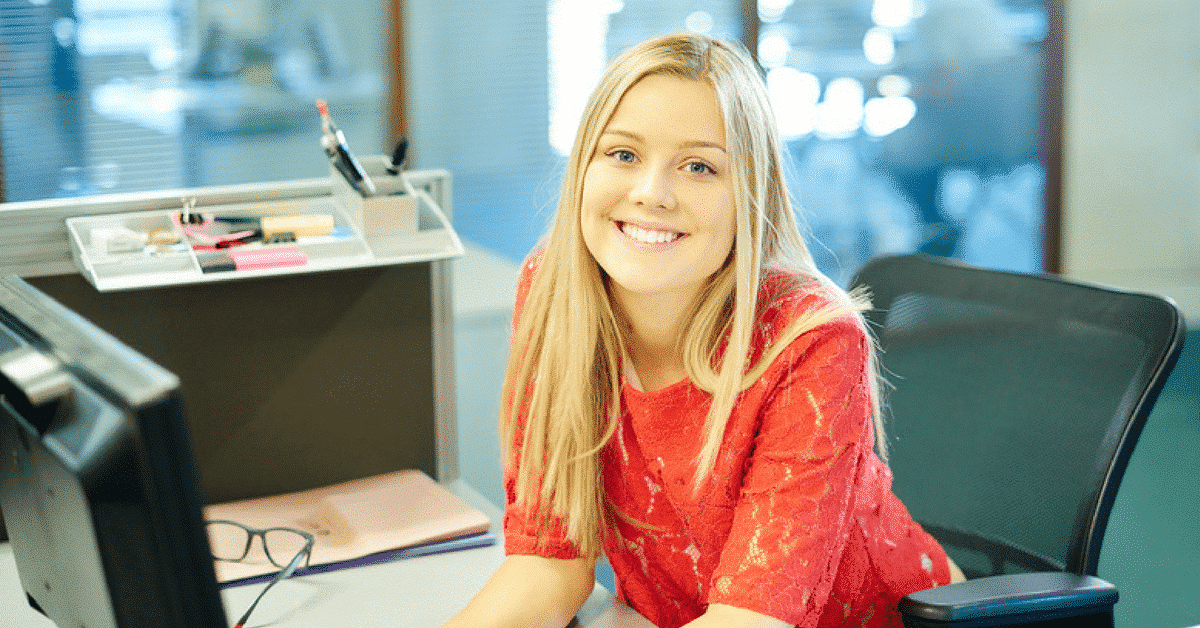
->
<box><xmin>628</xmin><ymin>166</ymin><xmax>675</xmax><ymax>210</ymax></box>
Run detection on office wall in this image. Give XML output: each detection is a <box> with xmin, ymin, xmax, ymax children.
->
<box><xmin>1062</xmin><ymin>2</ymin><xmax>1200</xmax><ymax>627</ymax></box>
<box><xmin>28</xmin><ymin>266</ymin><xmax>441</xmax><ymax>505</ymax></box>
<box><xmin>1061</xmin><ymin>0</ymin><xmax>1200</xmax><ymax>324</ymax></box>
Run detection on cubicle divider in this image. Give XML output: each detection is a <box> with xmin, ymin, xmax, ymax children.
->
<box><xmin>0</xmin><ymin>170</ymin><xmax>461</xmax><ymax>537</ymax></box>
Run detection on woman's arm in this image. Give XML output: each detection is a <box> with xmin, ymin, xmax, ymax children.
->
<box><xmin>683</xmin><ymin>604</ymin><xmax>791</xmax><ymax>628</ymax></box>
<box><xmin>441</xmin><ymin>555</ymin><xmax>596</xmax><ymax>628</ymax></box>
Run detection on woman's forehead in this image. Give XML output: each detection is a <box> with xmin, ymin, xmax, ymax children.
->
<box><xmin>600</xmin><ymin>75</ymin><xmax>726</xmax><ymax>149</ymax></box>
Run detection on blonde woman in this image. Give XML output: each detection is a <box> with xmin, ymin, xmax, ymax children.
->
<box><xmin>444</xmin><ymin>33</ymin><xmax>963</xmax><ymax>628</ymax></box>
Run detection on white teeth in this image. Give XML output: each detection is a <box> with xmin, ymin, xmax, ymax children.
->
<box><xmin>621</xmin><ymin>222</ymin><xmax>682</xmax><ymax>244</ymax></box>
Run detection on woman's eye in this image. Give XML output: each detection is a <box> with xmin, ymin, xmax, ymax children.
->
<box><xmin>609</xmin><ymin>150</ymin><xmax>636</xmax><ymax>163</ymax></box>
<box><xmin>686</xmin><ymin>161</ymin><xmax>714</xmax><ymax>175</ymax></box>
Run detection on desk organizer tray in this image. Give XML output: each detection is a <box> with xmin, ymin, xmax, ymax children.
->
<box><xmin>66</xmin><ymin>187</ymin><xmax>461</xmax><ymax>291</ymax></box>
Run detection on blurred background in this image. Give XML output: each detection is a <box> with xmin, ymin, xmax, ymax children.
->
<box><xmin>0</xmin><ymin>1</ymin><xmax>1195</xmax><ymax>626</ymax></box>
<box><xmin>1</xmin><ymin>0</ymin><xmax>1052</xmax><ymax>279</ymax></box>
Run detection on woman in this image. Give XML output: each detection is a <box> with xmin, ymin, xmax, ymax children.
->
<box><xmin>444</xmin><ymin>33</ymin><xmax>963</xmax><ymax>628</ymax></box>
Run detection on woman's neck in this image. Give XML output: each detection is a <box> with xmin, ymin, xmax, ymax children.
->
<box><xmin>612</xmin><ymin>285</ymin><xmax>694</xmax><ymax>392</ymax></box>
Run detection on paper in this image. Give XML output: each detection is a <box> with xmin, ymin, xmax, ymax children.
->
<box><xmin>204</xmin><ymin>469</ymin><xmax>491</xmax><ymax>583</ymax></box>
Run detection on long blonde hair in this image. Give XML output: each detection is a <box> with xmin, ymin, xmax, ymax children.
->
<box><xmin>501</xmin><ymin>33</ymin><xmax>884</xmax><ymax>557</ymax></box>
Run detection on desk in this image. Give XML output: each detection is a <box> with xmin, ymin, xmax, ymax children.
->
<box><xmin>0</xmin><ymin>481</ymin><xmax>653</xmax><ymax>628</ymax></box>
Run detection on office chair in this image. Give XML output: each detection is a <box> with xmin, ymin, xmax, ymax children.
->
<box><xmin>849</xmin><ymin>254</ymin><xmax>1185</xmax><ymax>627</ymax></box>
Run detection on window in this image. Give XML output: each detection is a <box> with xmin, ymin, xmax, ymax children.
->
<box><xmin>4</xmin><ymin>0</ymin><xmax>1056</xmax><ymax>278</ymax></box>
<box><xmin>757</xmin><ymin>0</ymin><xmax>1053</xmax><ymax>281</ymax></box>
<box><xmin>405</xmin><ymin>0</ymin><xmax>1052</xmax><ymax>280</ymax></box>
<box><xmin>0</xmin><ymin>0</ymin><xmax>387</xmax><ymax>201</ymax></box>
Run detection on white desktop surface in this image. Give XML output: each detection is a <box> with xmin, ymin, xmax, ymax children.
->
<box><xmin>0</xmin><ymin>480</ymin><xmax>653</xmax><ymax>628</ymax></box>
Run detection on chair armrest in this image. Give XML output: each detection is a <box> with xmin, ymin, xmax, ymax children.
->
<box><xmin>898</xmin><ymin>572</ymin><xmax>1118</xmax><ymax>627</ymax></box>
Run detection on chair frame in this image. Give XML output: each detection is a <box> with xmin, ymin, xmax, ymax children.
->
<box><xmin>850</xmin><ymin>254</ymin><xmax>1185</xmax><ymax>626</ymax></box>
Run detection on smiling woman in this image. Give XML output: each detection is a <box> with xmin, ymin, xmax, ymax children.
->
<box><xmin>441</xmin><ymin>33</ymin><xmax>962</xmax><ymax>628</ymax></box>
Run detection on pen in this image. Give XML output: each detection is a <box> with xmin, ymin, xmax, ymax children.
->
<box><xmin>317</xmin><ymin>99</ymin><xmax>376</xmax><ymax>196</ymax></box>
<box><xmin>386</xmin><ymin>137</ymin><xmax>408</xmax><ymax>175</ymax></box>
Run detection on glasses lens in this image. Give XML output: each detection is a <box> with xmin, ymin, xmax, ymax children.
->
<box><xmin>207</xmin><ymin>522</ymin><xmax>251</xmax><ymax>561</ymax></box>
<box><xmin>263</xmin><ymin>528</ymin><xmax>311</xmax><ymax>569</ymax></box>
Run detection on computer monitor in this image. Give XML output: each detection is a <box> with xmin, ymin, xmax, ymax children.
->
<box><xmin>0</xmin><ymin>275</ymin><xmax>227</xmax><ymax>628</ymax></box>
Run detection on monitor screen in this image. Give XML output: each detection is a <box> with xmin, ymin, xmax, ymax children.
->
<box><xmin>0</xmin><ymin>275</ymin><xmax>227</xmax><ymax>628</ymax></box>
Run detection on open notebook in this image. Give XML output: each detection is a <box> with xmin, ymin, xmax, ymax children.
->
<box><xmin>204</xmin><ymin>469</ymin><xmax>493</xmax><ymax>584</ymax></box>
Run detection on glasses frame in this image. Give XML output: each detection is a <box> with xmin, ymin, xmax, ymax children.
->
<box><xmin>207</xmin><ymin>519</ymin><xmax>316</xmax><ymax>628</ymax></box>
<box><xmin>207</xmin><ymin>519</ymin><xmax>315</xmax><ymax>570</ymax></box>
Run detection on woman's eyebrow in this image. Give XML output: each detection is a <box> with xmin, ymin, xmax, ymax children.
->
<box><xmin>600</xmin><ymin>129</ymin><xmax>642</xmax><ymax>143</ymax></box>
<box><xmin>679</xmin><ymin>140</ymin><xmax>726</xmax><ymax>152</ymax></box>
<box><xmin>601</xmin><ymin>129</ymin><xmax>726</xmax><ymax>152</ymax></box>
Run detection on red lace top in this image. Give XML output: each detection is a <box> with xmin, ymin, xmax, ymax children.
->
<box><xmin>504</xmin><ymin>255</ymin><xmax>950</xmax><ymax>628</ymax></box>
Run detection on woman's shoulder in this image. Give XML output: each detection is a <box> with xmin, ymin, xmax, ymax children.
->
<box><xmin>759</xmin><ymin>268</ymin><xmax>861</xmax><ymax>328</ymax></box>
<box><xmin>752</xmin><ymin>268</ymin><xmax>869</xmax><ymax>361</ymax></box>
<box><xmin>511</xmin><ymin>248</ymin><xmax>547</xmax><ymax>330</ymax></box>
<box><xmin>518</xmin><ymin>248</ymin><xmax>546</xmax><ymax>285</ymax></box>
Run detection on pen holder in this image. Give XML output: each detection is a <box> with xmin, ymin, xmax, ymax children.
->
<box><xmin>331</xmin><ymin>157</ymin><xmax>418</xmax><ymax>249</ymax></box>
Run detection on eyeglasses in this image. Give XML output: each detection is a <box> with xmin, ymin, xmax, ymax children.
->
<box><xmin>207</xmin><ymin>520</ymin><xmax>315</xmax><ymax>628</ymax></box>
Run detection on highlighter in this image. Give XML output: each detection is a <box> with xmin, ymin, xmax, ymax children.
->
<box><xmin>200</xmin><ymin>247</ymin><xmax>308</xmax><ymax>274</ymax></box>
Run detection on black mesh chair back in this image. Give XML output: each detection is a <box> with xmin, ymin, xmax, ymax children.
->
<box><xmin>851</xmin><ymin>254</ymin><xmax>1184</xmax><ymax>579</ymax></box>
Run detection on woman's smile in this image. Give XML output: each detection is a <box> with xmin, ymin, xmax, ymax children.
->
<box><xmin>616</xmin><ymin>220</ymin><xmax>688</xmax><ymax>248</ymax></box>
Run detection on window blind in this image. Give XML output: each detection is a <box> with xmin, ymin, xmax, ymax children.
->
<box><xmin>0</xmin><ymin>0</ymin><xmax>183</xmax><ymax>202</ymax></box>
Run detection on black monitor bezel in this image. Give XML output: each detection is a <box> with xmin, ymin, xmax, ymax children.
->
<box><xmin>0</xmin><ymin>274</ymin><xmax>227</xmax><ymax>628</ymax></box>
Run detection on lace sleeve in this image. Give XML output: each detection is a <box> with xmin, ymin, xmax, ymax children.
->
<box><xmin>708</xmin><ymin>318</ymin><xmax>874</xmax><ymax>628</ymax></box>
<box><xmin>502</xmin><ymin>467</ymin><xmax>582</xmax><ymax>559</ymax></box>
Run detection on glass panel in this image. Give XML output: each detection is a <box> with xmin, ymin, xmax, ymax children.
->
<box><xmin>759</xmin><ymin>0</ymin><xmax>1049</xmax><ymax>284</ymax></box>
<box><xmin>0</xmin><ymin>0</ymin><xmax>386</xmax><ymax>202</ymax></box>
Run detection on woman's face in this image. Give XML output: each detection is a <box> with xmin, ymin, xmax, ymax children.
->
<box><xmin>580</xmin><ymin>74</ymin><xmax>735</xmax><ymax>311</ymax></box>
